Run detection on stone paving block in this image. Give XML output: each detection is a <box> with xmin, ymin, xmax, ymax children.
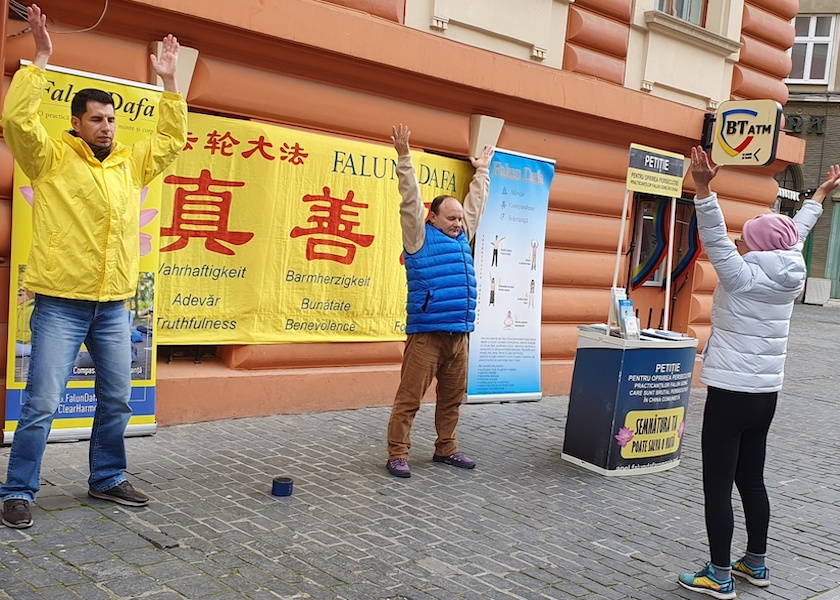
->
<box><xmin>116</xmin><ymin>545</ymin><xmax>173</xmax><ymax>567</ymax></box>
<box><xmin>309</xmin><ymin>557</ymin><xmax>372</xmax><ymax>585</ymax></box>
<box><xmin>206</xmin><ymin>529</ymin><xmax>254</xmax><ymax>547</ymax></box>
<box><xmin>193</xmin><ymin>549</ymin><xmax>248</xmax><ymax>571</ymax></box>
<box><xmin>136</xmin><ymin>529</ymin><xmax>180</xmax><ymax>550</ymax></box>
<box><xmin>164</xmin><ymin>544</ymin><xmax>214</xmax><ymax>564</ymax></box>
<box><xmin>0</xmin><ymin>541</ymin><xmax>40</xmax><ymax>565</ymax></box>
<box><xmin>810</xmin><ymin>587</ymin><xmax>840</xmax><ymax>600</ymax></box>
<box><xmin>11</xmin><ymin>564</ymin><xmax>57</xmax><ymax>589</ymax></box>
<box><xmin>242</xmin><ymin>591</ymin><xmax>299</xmax><ymax>600</ymax></box>
<box><xmin>98</xmin><ymin>572</ymin><xmax>165</xmax><ymax>598</ymax></box>
<box><xmin>515</xmin><ymin>566</ymin><xmax>559</xmax><ymax>585</ymax></box>
<box><xmin>32</xmin><ymin>529</ymin><xmax>91</xmax><ymax>552</ymax></box>
<box><xmin>142</xmin><ymin>557</ymin><xmax>209</xmax><ymax>582</ymax></box>
<box><xmin>76</xmin><ymin>517</ymin><xmax>136</xmax><ymax>538</ymax></box>
<box><xmin>65</xmin><ymin>584</ymin><xmax>115</xmax><ymax>600</ymax></box>
<box><xmin>164</xmin><ymin>574</ymin><xmax>231</xmax><ymax>597</ymax></box>
<box><xmin>36</xmin><ymin>585</ymin><xmax>87</xmax><ymax>600</ymax></box>
<box><xmin>32</xmin><ymin>555</ymin><xmax>88</xmax><ymax>585</ymax></box>
<box><xmin>92</xmin><ymin>531</ymin><xmax>156</xmax><ymax>552</ymax></box>
<box><xmin>577</xmin><ymin>580</ymin><xmax>628</xmax><ymax>599</ymax></box>
<box><xmin>78</xmin><ymin>557</ymin><xmax>138</xmax><ymax>583</ymax></box>
<box><xmin>0</xmin><ymin>585</ymin><xmax>40</xmax><ymax>600</ymax></box>
<box><xmin>47</xmin><ymin>506</ymin><xmax>106</xmax><ymax>525</ymax></box>
<box><xmin>34</xmin><ymin>494</ymin><xmax>82</xmax><ymax>511</ymax></box>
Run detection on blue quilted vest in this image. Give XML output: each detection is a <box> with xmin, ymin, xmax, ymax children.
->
<box><xmin>404</xmin><ymin>223</ymin><xmax>477</xmax><ymax>334</ymax></box>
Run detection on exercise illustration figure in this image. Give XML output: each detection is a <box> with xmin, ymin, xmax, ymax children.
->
<box><xmin>490</xmin><ymin>234</ymin><xmax>506</xmax><ymax>267</ymax></box>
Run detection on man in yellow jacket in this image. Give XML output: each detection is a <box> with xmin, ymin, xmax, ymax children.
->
<box><xmin>1</xmin><ymin>4</ymin><xmax>188</xmax><ymax>529</ymax></box>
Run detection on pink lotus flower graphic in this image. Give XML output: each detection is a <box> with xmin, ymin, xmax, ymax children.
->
<box><xmin>19</xmin><ymin>185</ymin><xmax>157</xmax><ymax>256</ymax></box>
<box><xmin>615</xmin><ymin>426</ymin><xmax>634</xmax><ymax>447</ymax></box>
<box><xmin>677</xmin><ymin>420</ymin><xmax>686</xmax><ymax>439</ymax></box>
<box><xmin>19</xmin><ymin>186</ymin><xmax>33</xmax><ymax>205</ymax></box>
<box><xmin>138</xmin><ymin>187</ymin><xmax>158</xmax><ymax>256</ymax></box>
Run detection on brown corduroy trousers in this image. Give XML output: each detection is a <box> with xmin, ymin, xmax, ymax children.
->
<box><xmin>386</xmin><ymin>331</ymin><xmax>468</xmax><ymax>460</ymax></box>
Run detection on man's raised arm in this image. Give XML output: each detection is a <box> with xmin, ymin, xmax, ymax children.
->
<box><xmin>392</xmin><ymin>124</ymin><xmax>426</xmax><ymax>255</ymax></box>
<box><xmin>150</xmin><ymin>34</ymin><xmax>180</xmax><ymax>94</ymax></box>
<box><xmin>793</xmin><ymin>163</ymin><xmax>839</xmax><ymax>244</ymax></box>
<box><xmin>131</xmin><ymin>34</ymin><xmax>188</xmax><ymax>185</ymax></box>
<box><xmin>0</xmin><ymin>4</ymin><xmax>57</xmax><ymax>182</ymax></box>
<box><xmin>462</xmin><ymin>145</ymin><xmax>494</xmax><ymax>242</ymax></box>
<box><xmin>28</xmin><ymin>4</ymin><xmax>51</xmax><ymax>69</ymax></box>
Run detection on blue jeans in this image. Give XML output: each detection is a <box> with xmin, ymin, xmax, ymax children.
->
<box><xmin>1</xmin><ymin>295</ymin><xmax>133</xmax><ymax>503</ymax></box>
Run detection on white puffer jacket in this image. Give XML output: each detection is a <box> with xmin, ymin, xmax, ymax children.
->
<box><xmin>696</xmin><ymin>194</ymin><xmax>822</xmax><ymax>393</ymax></box>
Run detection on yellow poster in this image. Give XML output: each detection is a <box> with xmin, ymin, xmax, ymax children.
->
<box><xmin>157</xmin><ymin>113</ymin><xmax>475</xmax><ymax>343</ymax></box>
<box><xmin>4</xmin><ymin>63</ymin><xmax>163</xmax><ymax>442</ymax></box>
<box><xmin>619</xmin><ymin>407</ymin><xmax>685</xmax><ymax>459</ymax></box>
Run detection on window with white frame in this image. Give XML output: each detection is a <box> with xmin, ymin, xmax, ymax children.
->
<box><xmin>632</xmin><ymin>198</ymin><xmax>666</xmax><ymax>287</ymax></box>
<box><xmin>788</xmin><ymin>15</ymin><xmax>835</xmax><ymax>84</ymax></box>
<box><xmin>630</xmin><ymin>197</ymin><xmax>696</xmax><ymax>289</ymax></box>
<box><xmin>655</xmin><ymin>0</ymin><xmax>707</xmax><ymax>27</ymax></box>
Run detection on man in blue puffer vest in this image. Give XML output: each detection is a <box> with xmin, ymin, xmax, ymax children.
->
<box><xmin>386</xmin><ymin>123</ymin><xmax>494</xmax><ymax>478</ymax></box>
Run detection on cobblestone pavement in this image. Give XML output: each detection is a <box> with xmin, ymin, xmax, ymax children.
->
<box><xmin>1</xmin><ymin>303</ymin><xmax>839</xmax><ymax>599</ymax></box>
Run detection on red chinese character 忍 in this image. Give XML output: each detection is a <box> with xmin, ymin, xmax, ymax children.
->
<box><xmin>242</xmin><ymin>136</ymin><xmax>275</xmax><ymax>160</ymax></box>
<box><xmin>204</xmin><ymin>130</ymin><xmax>240</xmax><ymax>156</ymax></box>
<box><xmin>290</xmin><ymin>187</ymin><xmax>374</xmax><ymax>265</ymax></box>
<box><xmin>278</xmin><ymin>142</ymin><xmax>309</xmax><ymax>165</ymax></box>
<box><xmin>161</xmin><ymin>169</ymin><xmax>254</xmax><ymax>256</ymax></box>
<box><xmin>184</xmin><ymin>132</ymin><xmax>199</xmax><ymax>151</ymax></box>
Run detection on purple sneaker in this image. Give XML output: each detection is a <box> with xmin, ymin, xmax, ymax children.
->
<box><xmin>386</xmin><ymin>458</ymin><xmax>411</xmax><ymax>478</ymax></box>
<box><xmin>433</xmin><ymin>451</ymin><xmax>476</xmax><ymax>469</ymax></box>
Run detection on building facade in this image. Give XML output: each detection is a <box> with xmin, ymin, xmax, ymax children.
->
<box><xmin>0</xmin><ymin>0</ymin><xmax>803</xmax><ymax>426</ymax></box>
<box><xmin>781</xmin><ymin>0</ymin><xmax>840</xmax><ymax>302</ymax></box>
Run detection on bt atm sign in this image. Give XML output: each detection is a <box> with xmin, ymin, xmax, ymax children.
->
<box><xmin>711</xmin><ymin>99</ymin><xmax>782</xmax><ymax>167</ymax></box>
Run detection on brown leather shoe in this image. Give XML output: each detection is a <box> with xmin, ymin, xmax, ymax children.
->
<box><xmin>88</xmin><ymin>480</ymin><xmax>149</xmax><ymax>507</ymax></box>
<box><xmin>2</xmin><ymin>499</ymin><xmax>34</xmax><ymax>528</ymax></box>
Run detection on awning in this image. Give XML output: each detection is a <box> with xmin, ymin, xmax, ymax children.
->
<box><xmin>778</xmin><ymin>187</ymin><xmax>800</xmax><ymax>201</ymax></box>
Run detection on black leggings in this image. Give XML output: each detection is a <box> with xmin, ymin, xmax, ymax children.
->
<box><xmin>701</xmin><ymin>386</ymin><xmax>777</xmax><ymax>567</ymax></box>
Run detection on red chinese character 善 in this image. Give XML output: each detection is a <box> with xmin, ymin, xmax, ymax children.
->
<box><xmin>290</xmin><ymin>187</ymin><xmax>374</xmax><ymax>264</ymax></box>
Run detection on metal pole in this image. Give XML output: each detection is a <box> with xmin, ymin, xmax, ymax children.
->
<box><xmin>610</xmin><ymin>189</ymin><xmax>631</xmax><ymax>327</ymax></box>
<box><xmin>612</xmin><ymin>189</ymin><xmax>631</xmax><ymax>291</ymax></box>
<box><xmin>663</xmin><ymin>196</ymin><xmax>677</xmax><ymax>330</ymax></box>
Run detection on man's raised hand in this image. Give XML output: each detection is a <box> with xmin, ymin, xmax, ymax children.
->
<box><xmin>27</xmin><ymin>4</ymin><xmax>52</xmax><ymax>68</ymax></box>
<box><xmin>812</xmin><ymin>164</ymin><xmax>840</xmax><ymax>204</ymax></box>
<box><xmin>150</xmin><ymin>34</ymin><xmax>180</xmax><ymax>92</ymax></box>
<box><xmin>690</xmin><ymin>146</ymin><xmax>721</xmax><ymax>199</ymax></box>
<box><xmin>391</xmin><ymin>124</ymin><xmax>411</xmax><ymax>157</ymax></box>
<box><xmin>471</xmin><ymin>145</ymin><xmax>494</xmax><ymax>170</ymax></box>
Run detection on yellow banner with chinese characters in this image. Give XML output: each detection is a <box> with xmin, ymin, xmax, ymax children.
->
<box><xmin>157</xmin><ymin>113</ymin><xmax>475</xmax><ymax>343</ymax></box>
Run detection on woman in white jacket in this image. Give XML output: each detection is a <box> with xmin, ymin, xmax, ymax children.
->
<box><xmin>678</xmin><ymin>147</ymin><xmax>840</xmax><ymax>600</ymax></box>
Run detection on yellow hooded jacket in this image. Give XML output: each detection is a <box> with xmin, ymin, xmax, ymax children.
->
<box><xmin>1</xmin><ymin>64</ymin><xmax>188</xmax><ymax>301</ymax></box>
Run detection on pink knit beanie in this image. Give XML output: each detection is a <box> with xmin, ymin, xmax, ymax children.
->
<box><xmin>741</xmin><ymin>213</ymin><xmax>798</xmax><ymax>252</ymax></box>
